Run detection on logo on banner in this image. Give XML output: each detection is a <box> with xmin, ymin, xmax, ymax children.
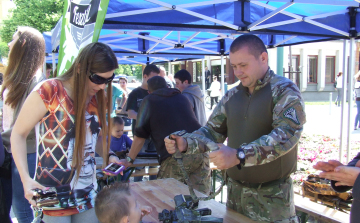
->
<box><xmin>69</xmin><ymin>0</ymin><xmax>100</xmax><ymax>48</ymax></box>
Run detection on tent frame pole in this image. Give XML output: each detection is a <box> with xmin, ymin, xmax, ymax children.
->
<box><xmin>339</xmin><ymin>40</ymin><xmax>348</xmax><ymax>163</ymax></box>
<box><xmin>346</xmin><ymin>38</ymin><xmax>356</xmax><ymax>163</ymax></box>
<box><xmin>274</xmin><ymin>36</ymin><xmax>297</xmax><ymax>47</ymax></box>
<box><xmin>202</xmin><ymin>58</ymin><xmax>206</xmax><ymax>107</ymax></box>
<box><xmin>248</xmin><ymin>2</ymin><xmax>294</xmax><ymax>30</ymax></box>
<box><xmin>52</xmin><ymin>53</ymin><xmax>56</xmax><ymax>74</ymax></box>
<box><xmin>221</xmin><ymin>55</ymin><xmax>225</xmax><ymax>97</ymax></box>
<box><xmin>108</xmin><ymin>44</ymin><xmax>141</xmax><ymax>53</ymax></box>
<box><xmin>145</xmin><ymin>0</ymin><xmax>239</xmax><ymax>30</ymax></box>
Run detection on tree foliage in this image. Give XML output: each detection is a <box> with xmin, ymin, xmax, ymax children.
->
<box><xmin>0</xmin><ymin>42</ymin><xmax>9</xmax><ymax>59</ymax></box>
<box><xmin>0</xmin><ymin>0</ymin><xmax>64</xmax><ymax>43</ymax></box>
<box><xmin>115</xmin><ymin>64</ymin><xmax>143</xmax><ymax>80</ymax></box>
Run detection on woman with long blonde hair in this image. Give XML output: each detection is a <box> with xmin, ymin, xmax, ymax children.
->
<box><xmin>10</xmin><ymin>42</ymin><xmax>120</xmax><ymax>223</ymax></box>
<box><xmin>1</xmin><ymin>26</ymin><xmax>45</xmax><ymax>223</ymax></box>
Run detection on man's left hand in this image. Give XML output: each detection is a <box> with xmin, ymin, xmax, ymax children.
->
<box><xmin>209</xmin><ymin>144</ymin><xmax>240</xmax><ymax>170</ymax></box>
<box><xmin>319</xmin><ymin>166</ymin><xmax>360</xmax><ymax>187</ymax></box>
<box><xmin>104</xmin><ymin>155</ymin><xmax>124</xmax><ymax>176</ymax></box>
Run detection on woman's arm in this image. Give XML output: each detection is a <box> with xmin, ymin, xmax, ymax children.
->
<box><xmin>11</xmin><ymin>91</ymin><xmax>48</xmax><ymax>205</ymax></box>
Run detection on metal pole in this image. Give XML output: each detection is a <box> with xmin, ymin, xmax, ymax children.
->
<box><xmin>168</xmin><ymin>61</ymin><xmax>171</xmax><ymax>75</ymax></box>
<box><xmin>346</xmin><ymin>38</ymin><xmax>356</xmax><ymax>163</ymax></box>
<box><xmin>329</xmin><ymin>92</ymin><xmax>332</xmax><ymax>115</ymax></box>
<box><xmin>43</xmin><ymin>56</ymin><xmax>47</xmax><ymax>77</ymax></box>
<box><xmin>277</xmin><ymin>47</ymin><xmax>284</xmax><ymax>76</ymax></box>
<box><xmin>202</xmin><ymin>58</ymin><xmax>206</xmax><ymax>106</ymax></box>
<box><xmin>221</xmin><ymin>55</ymin><xmax>225</xmax><ymax>96</ymax></box>
<box><xmin>339</xmin><ymin>40</ymin><xmax>348</xmax><ymax>163</ymax></box>
<box><xmin>52</xmin><ymin>53</ymin><xmax>56</xmax><ymax>74</ymax></box>
<box><xmin>289</xmin><ymin>46</ymin><xmax>292</xmax><ymax>81</ymax></box>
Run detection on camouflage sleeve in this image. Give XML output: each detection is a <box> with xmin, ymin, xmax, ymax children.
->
<box><xmin>184</xmin><ymin>91</ymin><xmax>231</xmax><ymax>155</ymax></box>
<box><xmin>243</xmin><ymin>80</ymin><xmax>306</xmax><ymax>167</ymax></box>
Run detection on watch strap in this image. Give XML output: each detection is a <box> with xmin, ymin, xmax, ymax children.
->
<box><xmin>126</xmin><ymin>156</ymin><xmax>134</xmax><ymax>164</ymax></box>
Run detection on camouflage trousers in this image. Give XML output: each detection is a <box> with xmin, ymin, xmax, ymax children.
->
<box><xmin>157</xmin><ymin>154</ymin><xmax>211</xmax><ymax>195</ymax></box>
<box><xmin>226</xmin><ymin>177</ymin><xmax>299</xmax><ymax>223</ymax></box>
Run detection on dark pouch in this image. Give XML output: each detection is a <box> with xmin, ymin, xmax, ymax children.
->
<box><xmin>0</xmin><ymin>150</ymin><xmax>12</xmax><ymax>179</ymax></box>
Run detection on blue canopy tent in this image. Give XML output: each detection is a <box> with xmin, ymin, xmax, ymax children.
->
<box><xmin>47</xmin><ymin>0</ymin><xmax>360</xmax><ymax>159</ymax></box>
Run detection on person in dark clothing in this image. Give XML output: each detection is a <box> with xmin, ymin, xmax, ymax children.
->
<box><xmin>314</xmin><ymin>153</ymin><xmax>360</xmax><ymax>222</ymax></box>
<box><xmin>119</xmin><ymin>76</ymin><xmax>211</xmax><ymax>194</ymax></box>
<box><xmin>205</xmin><ymin>66</ymin><xmax>211</xmax><ymax>89</ymax></box>
<box><xmin>126</xmin><ymin>64</ymin><xmax>159</xmax><ymax>181</ymax></box>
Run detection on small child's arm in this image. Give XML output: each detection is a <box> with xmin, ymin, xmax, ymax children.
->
<box><xmin>140</xmin><ymin>206</ymin><xmax>152</xmax><ymax>219</ymax></box>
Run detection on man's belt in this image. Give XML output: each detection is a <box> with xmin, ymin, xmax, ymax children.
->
<box><xmin>236</xmin><ymin>176</ymin><xmax>289</xmax><ymax>189</ymax></box>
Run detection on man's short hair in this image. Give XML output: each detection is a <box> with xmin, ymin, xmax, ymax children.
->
<box><xmin>111</xmin><ymin>116</ymin><xmax>124</xmax><ymax>126</ymax></box>
<box><xmin>119</xmin><ymin>77</ymin><xmax>127</xmax><ymax>83</ymax></box>
<box><xmin>230</xmin><ymin>34</ymin><xmax>267</xmax><ymax>58</ymax></box>
<box><xmin>46</xmin><ymin>63</ymin><xmax>52</xmax><ymax>70</ymax></box>
<box><xmin>147</xmin><ymin>76</ymin><xmax>167</xmax><ymax>93</ymax></box>
<box><xmin>95</xmin><ymin>182</ymin><xmax>131</xmax><ymax>223</ymax></box>
<box><xmin>143</xmin><ymin>64</ymin><xmax>160</xmax><ymax>76</ymax></box>
<box><xmin>174</xmin><ymin>69</ymin><xmax>192</xmax><ymax>84</ymax></box>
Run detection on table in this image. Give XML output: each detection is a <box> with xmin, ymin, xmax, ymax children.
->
<box><xmin>131</xmin><ymin>178</ymin><xmax>255</xmax><ymax>223</ymax></box>
<box><xmin>95</xmin><ymin>157</ymin><xmax>159</xmax><ymax>169</ymax></box>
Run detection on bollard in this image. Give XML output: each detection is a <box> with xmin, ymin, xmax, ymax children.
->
<box><xmin>329</xmin><ymin>92</ymin><xmax>332</xmax><ymax>115</ymax></box>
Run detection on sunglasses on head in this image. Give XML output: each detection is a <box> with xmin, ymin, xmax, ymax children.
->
<box><xmin>89</xmin><ymin>72</ymin><xmax>115</xmax><ymax>85</ymax></box>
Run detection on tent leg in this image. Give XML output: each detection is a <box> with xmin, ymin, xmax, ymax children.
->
<box><xmin>221</xmin><ymin>55</ymin><xmax>224</xmax><ymax>97</ymax></box>
<box><xmin>202</xmin><ymin>58</ymin><xmax>206</xmax><ymax>103</ymax></box>
<box><xmin>346</xmin><ymin>38</ymin><xmax>356</xmax><ymax>163</ymax></box>
<box><xmin>52</xmin><ymin>53</ymin><xmax>56</xmax><ymax>75</ymax></box>
<box><xmin>168</xmin><ymin>61</ymin><xmax>171</xmax><ymax>75</ymax></box>
<box><xmin>43</xmin><ymin>56</ymin><xmax>47</xmax><ymax>77</ymax></box>
<box><xmin>339</xmin><ymin>40</ymin><xmax>348</xmax><ymax>163</ymax></box>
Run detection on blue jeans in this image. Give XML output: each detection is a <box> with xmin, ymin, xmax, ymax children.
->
<box><xmin>11</xmin><ymin>153</ymin><xmax>37</xmax><ymax>223</ymax></box>
<box><xmin>355</xmin><ymin>100</ymin><xmax>360</xmax><ymax>127</ymax></box>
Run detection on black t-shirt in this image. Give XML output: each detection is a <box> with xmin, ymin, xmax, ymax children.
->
<box><xmin>126</xmin><ymin>87</ymin><xmax>149</xmax><ymax>131</ymax></box>
<box><xmin>134</xmin><ymin>88</ymin><xmax>201</xmax><ymax>164</ymax></box>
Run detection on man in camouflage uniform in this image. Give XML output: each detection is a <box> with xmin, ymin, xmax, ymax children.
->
<box><xmin>119</xmin><ymin>76</ymin><xmax>211</xmax><ymax>195</ymax></box>
<box><xmin>165</xmin><ymin>34</ymin><xmax>306</xmax><ymax>222</ymax></box>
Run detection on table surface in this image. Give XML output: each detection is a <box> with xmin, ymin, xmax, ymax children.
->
<box><xmin>131</xmin><ymin>178</ymin><xmax>255</xmax><ymax>223</ymax></box>
<box><xmin>95</xmin><ymin>156</ymin><xmax>159</xmax><ymax>169</ymax></box>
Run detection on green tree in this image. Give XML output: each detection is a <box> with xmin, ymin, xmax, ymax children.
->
<box><xmin>0</xmin><ymin>42</ymin><xmax>9</xmax><ymax>59</ymax></box>
<box><xmin>134</xmin><ymin>65</ymin><xmax>142</xmax><ymax>80</ymax></box>
<box><xmin>0</xmin><ymin>0</ymin><xmax>64</xmax><ymax>43</ymax></box>
<box><xmin>115</xmin><ymin>65</ymin><xmax>124</xmax><ymax>75</ymax></box>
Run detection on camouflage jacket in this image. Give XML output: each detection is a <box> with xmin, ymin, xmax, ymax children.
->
<box><xmin>184</xmin><ymin>68</ymin><xmax>306</xmax><ymax>168</ymax></box>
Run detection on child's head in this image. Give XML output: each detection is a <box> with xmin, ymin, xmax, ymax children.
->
<box><xmin>95</xmin><ymin>182</ymin><xmax>142</xmax><ymax>223</ymax></box>
<box><xmin>111</xmin><ymin>116</ymin><xmax>124</xmax><ymax>138</ymax></box>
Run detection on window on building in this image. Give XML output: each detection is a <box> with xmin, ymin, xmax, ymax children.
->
<box><xmin>308</xmin><ymin>56</ymin><xmax>318</xmax><ymax>83</ymax></box>
<box><xmin>325</xmin><ymin>56</ymin><xmax>335</xmax><ymax>83</ymax></box>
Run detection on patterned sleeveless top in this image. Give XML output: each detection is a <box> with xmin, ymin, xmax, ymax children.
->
<box><xmin>34</xmin><ymin>79</ymin><xmax>101</xmax><ymax>215</ymax></box>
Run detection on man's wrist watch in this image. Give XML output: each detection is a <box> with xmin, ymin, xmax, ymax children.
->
<box><xmin>126</xmin><ymin>156</ymin><xmax>134</xmax><ymax>164</ymax></box>
<box><xmin>236</xmin><ymin>148</ymin><xmax>246</xmax><ymax>170</ymax></box>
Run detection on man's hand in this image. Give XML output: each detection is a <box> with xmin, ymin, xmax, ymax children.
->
<box><xmin>164</xmin><ymin>135</ymin><xmax>187</xmax><ymax>154</ymax></box>
<box><xmin>313</xmin><ymin>160</ymin><xmax>343</xmax><ymax>172</ymax></box>
<box><xmin>118</xmin><ymin>158</ymin><xmax>132</xmax><ymax>169</ymax></box>
<box><xmin>319</xmin><ymin>166</ymin><xmax>360</xmax><ymax>187</ymax></box>
<box><xmin>208</xmin><ymin>144</ymin><xmax>240</xmax><ymax>170</ymax></box>
<box><xmin>103</xmin><ymin>156</ymin><xmax>124</xmax><ymax>176</ymax></box>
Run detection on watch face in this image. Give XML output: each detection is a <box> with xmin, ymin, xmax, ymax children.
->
<box><xmin>238</xmin><ymin>151</ymin><xmax>245</xmax><ymax>159</ymax></box>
